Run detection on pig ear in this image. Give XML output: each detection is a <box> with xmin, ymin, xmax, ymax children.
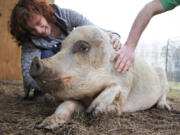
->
<box><xmin>73</xmin><ymin>40</ymin><xmax>91</xmax><ymax>54</ymax></box>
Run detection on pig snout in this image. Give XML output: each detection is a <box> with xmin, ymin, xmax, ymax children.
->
<box><xmin>30</xmin><ymin>56</ymin><xmax>44</xmax><ymax>77</ymax></box>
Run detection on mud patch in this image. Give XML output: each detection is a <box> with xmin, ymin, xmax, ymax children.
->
<box><xmin>0</xmin><ymin>80</ymin><xmax>180</xmax><ymax>135</ymax></box>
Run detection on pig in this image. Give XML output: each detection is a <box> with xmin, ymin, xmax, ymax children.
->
<box><xmin>29</xmin><ymin>25</ymin><xmax>171</xmax><ymax>130</ymax></box>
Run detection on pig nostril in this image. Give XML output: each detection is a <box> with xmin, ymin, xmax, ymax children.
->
<box><xmin>30</xmin><ymin>57</ymin><xmax>44</xmax><ymax>77</ymax></box>
<box><xmin>35</xmin><ymin>62</ymin><xmax>41</xmax><ymax>71</ymax></box>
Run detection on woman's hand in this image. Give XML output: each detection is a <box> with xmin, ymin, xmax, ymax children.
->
<box><xmin>109</xmin><ymin>33</ymin><xmax>121</xmax><ymax>51</ymax></box>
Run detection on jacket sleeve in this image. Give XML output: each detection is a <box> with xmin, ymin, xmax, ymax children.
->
<box><xmin>52</xmin><ymin>4</ymin><xmax>94</xmax><ymax>27</ymax></box>
<box><xmin>63</xmin><ymin>8</ymin><xmax>94</xmax><ymax>27</ymax></box>
<box><xmin>59</xmin><ymin>6</ymin><xmax>121</xmax><ymax>37</ymax></box>
<box><xmin>21</xmin><ymin>44</ymin><xmax>41</xmax><ymax>96</ymax></box>
<box><xmin>52</xmin><ymin>4</ymin><xmax>121</xmax><ymax>37</ymax></box>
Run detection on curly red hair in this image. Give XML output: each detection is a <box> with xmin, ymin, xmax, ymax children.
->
<box><xmin>9</xmin><ymin>0</ymin><xmax>55</xmax><ymax>47</ymax></box>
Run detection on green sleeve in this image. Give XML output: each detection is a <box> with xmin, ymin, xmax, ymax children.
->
<box><xmin>160</xmin><ymin>0</ymin><xmax>180</xmax><ymax>10</ymax></box>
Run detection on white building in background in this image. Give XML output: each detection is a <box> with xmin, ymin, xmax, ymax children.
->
<box><xmin>136</xmin><ymin>40</ymin><xmax>167</xmax><ymax>69</ymax></box>
<box><xmin>135</xmin><ymin>37</ymin><xmax>180</xmax><ymax>82</ymax></box>
<box><xmin>165</xmin><ymin>37</ymin><xmax>180</xmax><ymax>81</ymax></box>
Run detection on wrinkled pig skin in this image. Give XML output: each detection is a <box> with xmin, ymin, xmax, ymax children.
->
<box><xmin>30</xmin><ymin>26</ymin><xmax>171</xmax><ymax>130</ymax></box>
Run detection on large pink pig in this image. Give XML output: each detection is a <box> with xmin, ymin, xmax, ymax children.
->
<box><xmin>30</xmin><ymin>25</ymin><xmax>170</xmax><ymax>129</ymax></box>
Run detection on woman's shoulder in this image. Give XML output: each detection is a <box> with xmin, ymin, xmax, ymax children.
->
<box><xmin>21</xmin><ymin>42</ymin><xmax>39</xmax><ymax>52</ymax></box>
<box><xmin>50</xmin><ymin>3</ymin><xmax>79</xmax><ymax>17</ymax></box>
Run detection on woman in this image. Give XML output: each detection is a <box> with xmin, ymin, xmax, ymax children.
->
<box><xmin>9</xmin><ymin>0</ymin><xmax>121</xmax><ymax>99</ymax></box>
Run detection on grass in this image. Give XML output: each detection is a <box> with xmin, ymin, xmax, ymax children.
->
<box><xmin>169</xmin><ymin>81</ymin><xmax>180</xmax><ymax>91</ymax></box>
<box><xmin>168</xmin><ymin>89</ymin><xmax>180</xmax><ymax>100</ymax></box>
<box><xmin>168</xmin><ymin>81</ymin><xmax>180</xmax><ymax>100</ymax></box>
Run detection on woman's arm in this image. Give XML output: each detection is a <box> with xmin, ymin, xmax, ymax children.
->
<box><xmin>21</xmin><ymin>44</ymin><xmax>41</xmax><ymax>98</ymax></box>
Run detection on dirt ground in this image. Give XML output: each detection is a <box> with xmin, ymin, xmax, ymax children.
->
<box><xmin>0</xmin><ymin>80</ymin><xmax>180</xmax><ymax>135</ymax></box>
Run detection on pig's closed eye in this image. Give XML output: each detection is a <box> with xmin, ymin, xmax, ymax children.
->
<box><xmin>73</xmin><ymin>40</ymin><xmax>90</xmax><ymax>54</ymax></box>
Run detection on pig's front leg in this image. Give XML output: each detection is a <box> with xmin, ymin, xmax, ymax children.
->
<box><xmin>36</xmin><ymin>100</ymin><xmax>84</xmax><ymax>130</ymax></box>
<box><xmin>87</xmin><ymin>84</ymin><xmax>129</xmax><ymax>116</ymax></box>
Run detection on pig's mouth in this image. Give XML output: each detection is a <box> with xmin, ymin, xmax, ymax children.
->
<box><xmin>30</xmin><ymin>56</ymin><xmax>74</xmax><ymax>88</ymax></box>
<box><xmin>35</xmin><ymin>74</ymin><xmax>73</xmax><ymax>83</ymax></box>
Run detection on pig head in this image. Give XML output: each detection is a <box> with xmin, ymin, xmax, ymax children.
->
<box><xmin>29</xmin><ymin>26</ymin><xmax>170</xmax><ymax>130</ymax></box>
<box><xmin>30</xmin><ymin>26</ymin><xmax>115</xmax><ymax>102</ymax></box>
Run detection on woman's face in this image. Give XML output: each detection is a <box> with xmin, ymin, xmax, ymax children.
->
<box><xmin>27</xmin><ymin>13</ymin><xmax>51</xmax><ymax>36</ymax></box>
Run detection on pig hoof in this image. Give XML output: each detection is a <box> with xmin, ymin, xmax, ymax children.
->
<box><xmin>107</xmin><ymin>105</ymin><xmax>117</xmax><ymax>114</ymax></box>
<box><xmin>157</xmin><ymin>102</ymin><xmax>171</xmax><ymax>111</ymax></box>
<box><xmin>87</xmin><ymin>104</ymin><xmax>117</xmax><ymax>116</ymax></box>
<box><xmin>35</xmin><ymin>114</ymin><xmax>65</xmax><ymax>130</ymax></box>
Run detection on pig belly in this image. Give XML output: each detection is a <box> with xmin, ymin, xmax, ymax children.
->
<box><xmin>122</xmin><ymin>86</ymin><xmax>162</xmax><ymax>112</ymax></box>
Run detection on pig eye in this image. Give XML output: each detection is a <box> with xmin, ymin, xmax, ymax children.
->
<box><xmin>73</xmin><ymin>40</ymin><xmax>90</xmax><ymax>53</ymax></box>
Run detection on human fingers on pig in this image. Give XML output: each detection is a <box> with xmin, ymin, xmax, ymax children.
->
<box><xmin>109</xmin><ymin>33</ymin><xmax>121</xmax><ymax>51</ymax></box>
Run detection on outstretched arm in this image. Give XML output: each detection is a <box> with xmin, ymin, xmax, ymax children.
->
<box><xmin>111</xmin><ymin>0</ymin><xmax>166</xmax><ymax>73</ymax></box>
